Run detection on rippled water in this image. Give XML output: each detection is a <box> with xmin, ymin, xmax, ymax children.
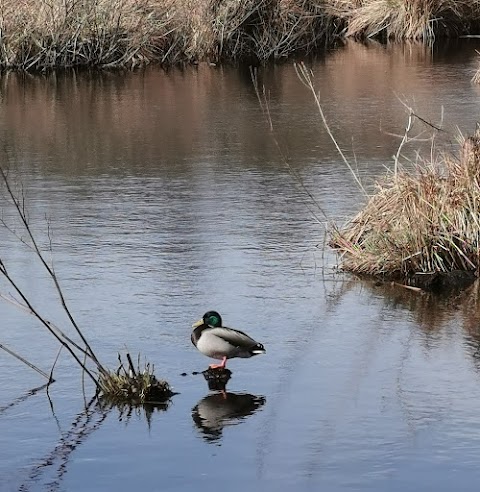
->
<box><xmin>2</xmin><ymin>40</ymin><xmax>480</xmax><ymax>491</ymax></box>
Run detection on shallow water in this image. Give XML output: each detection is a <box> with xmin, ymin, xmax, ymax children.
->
<box><xmin>2</xmin><ymin>40</ymin><xmax>480</xmax><ymax>491</ymax></box>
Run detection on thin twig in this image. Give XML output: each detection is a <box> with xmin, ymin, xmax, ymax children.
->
<box><xmin>48</xmin><ymin>346</ymin><xmax>63</xmax><ymax>387</ymax></box>
<box><xmin>0</xmin><ymin>260</ymin><xmax>100</xmax><ymax>387</ymax></box>
<box><xmin>294</xmin><ymin>62</ymin><xmax>367</xmax><ymax>194</ymax></box>
<box><xmin>126</xmin><ymin>353</ymin><xmax>137</xmax><ymax>377</ymax></box>
<box><xmin>0</xmin><ymin>164</ymin><xmax>105</xmax><ymax>373</ymax></box>
<box><xmin>250</xmin><ymin>66</ymin><xmax>328</xmax><ymax>223</ymax></box>
<box><xmin>0</xmin><ymin>342</ymin><xmax>51</xmax><ymax>380</ymax></box>
<box><xmin>0</xmin><ymin>293</ymin><xmax>92</xmax><ymax>358</ymax></box>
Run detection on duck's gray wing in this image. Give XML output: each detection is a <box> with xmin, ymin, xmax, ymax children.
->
<box><xmin>208</xmin><ymin>326</ymin><xmax>259</xmax><ymax>348</ymax></box>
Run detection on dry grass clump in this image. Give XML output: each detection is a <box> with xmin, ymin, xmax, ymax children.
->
<box><xmin>0</xmin><ymin>0</ymin><xmax>183</xmax><ymax>70</ymax></box>
<box><xmin>209</xmin><ymin>0</ymin><xmax>340</xmax><ymax>61</ymax></box>
<box><xmin>98</xmin><ymin>354</ymin><xmax>173</xmax><ymax>403</ymax></box>
<box><xmin>0</xmin><ymin>0</ymin><xmax>340</xmax><ymax>69</ymax></box>
<box><xmin>330</xmin><ymin>129</ymin><xmax>480</xmax><ymax>278</ymax></box>
<box><xmin>331</xmin><ymin>0</ymin><xmax>480</xmax><ymax>41</ymax></box>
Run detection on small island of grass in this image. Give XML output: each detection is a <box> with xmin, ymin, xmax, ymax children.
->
<box><xmin>330</xmin><ymin>128</ymin><xmax>480</xmax><ymax>291</ymax></box>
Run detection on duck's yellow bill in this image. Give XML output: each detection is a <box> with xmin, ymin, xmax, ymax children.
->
<box><xmin>192</xmin><ymin>319</ymin><xmax>203</xmax><ymax>328</ymax></box>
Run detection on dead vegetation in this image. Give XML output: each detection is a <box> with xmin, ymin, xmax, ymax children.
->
<box><xmin>329</xmin><ymin>127</ymin><xmax>480</xmax><ymax>280</ymax></box>
<box><xmin>0</xmin><ymin>0</ymin><xmax>339</xmax><ymax>69</ymax></box>
<box><xmin>472</xmin><ymin>49</ymin><xmax>480</xmax><ymax>84</ymax></box>
<box><xmin>0</xmin><ymin>0</ymin><xmax>181</xmax><ymax>69</ymax></box>
<box><xmin>0</xmin><ymin>163</ymin><xmax>172</xmax><ymax>403</ymax></box>
<box><xmin>291</xmin><ymin>62</ymin><xmax>480</xmax><ymax>286</ymax></box>
<box><xmin>0</xmin><ymin>0</ymin><xmax>479</xmax><ymax>70</ymax></box>
<box><xmin>332</xmin><ymin>0</ymin><xmax>480</xmax><ymax>41</ymax></box>
<box><xmin>209</xmin><ymin>0</ymin><xmax>341</xmax><ymax>61</ymax></box>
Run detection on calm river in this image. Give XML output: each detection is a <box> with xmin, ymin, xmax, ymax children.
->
<box><xmin>2</xmin><ymin>40</ymin><xmax>480</xmax><ymax>491</ymax></box>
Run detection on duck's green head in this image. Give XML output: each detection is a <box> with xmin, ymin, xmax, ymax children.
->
<box><xmin>192</xmin><ymin>310</ymin><xmax>223</xmax><ymax>329</ymax></box>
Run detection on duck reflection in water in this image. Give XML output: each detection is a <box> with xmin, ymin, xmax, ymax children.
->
<box><xmin>192</xmin><ymin>391</ymin><xmax>266</xmax><ymax>443</ymax></box>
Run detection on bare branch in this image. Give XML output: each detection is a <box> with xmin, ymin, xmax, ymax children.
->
<box><xmin>0</xmin><ymin>342</ymin><xmax>52</xmax><ymax>381</ymax></box>
<box><xmin>0</xmin><ymin>163</ymin><xmax>106</xmax><ymax>375</ymax></box>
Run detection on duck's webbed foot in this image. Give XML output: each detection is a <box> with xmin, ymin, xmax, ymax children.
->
<box><xmin>209</xmin><ymin>356</ymin><xmax>227</xmax><ymax>369</ymax></box>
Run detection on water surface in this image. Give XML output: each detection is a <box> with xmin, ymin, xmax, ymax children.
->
<box><xmin>2</xmin><ymin>40</ymin><xmax>480</xmax><ymax>491</ymax></box>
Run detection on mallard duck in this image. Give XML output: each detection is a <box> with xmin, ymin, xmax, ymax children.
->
<box><xmin>191</xmin><ymin>311</ymin><xmax>266</xmax><ymax>369</ymax></box>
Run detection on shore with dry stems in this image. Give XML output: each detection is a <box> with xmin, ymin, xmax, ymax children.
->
<box><xmin>1</xmin><ymin>0</ymin><xmax>480</xmax><ymax>71</ymax></box>
<box><xmin>330</xmin><ymin>128</ymin><xmax>480</xmax><ymax>288</ymax></box>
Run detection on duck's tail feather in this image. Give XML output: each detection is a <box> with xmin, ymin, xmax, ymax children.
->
<box><xmin>250</xmin><ymin>343</ymin><xmax>266</xmax><ymax>355</ymax></box>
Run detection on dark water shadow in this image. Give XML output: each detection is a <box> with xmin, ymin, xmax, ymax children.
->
<box><xmin>0</xmin><ymin>383</ymin><xmax>48</xmax><ymax>417</ymax></box>
<box><xmin>18</xmin><ymin>395</ymin><xmax>107</xmax><ymax>492</ymax></box>
<box><xmin>192</xmin><ymin>392</ymin><xmax>266</xmax><ymax>444</ymax></box>
<box><xmin>367</xmin><ymin>279</ymin><xmax>480</xmax><ymax>368</ymax></box>
<box><xmin>368</xmin><ymin>279</ymin><xmax>480</xmax><ymax>330</ymax></box>
<box><xmin>18</xmin><ymin>395</ymin><xmax>172</xmax><ymax>491</ymax></box>
<box><xmin>100</xmin><ymin>397</ymin><xmax>172</xmax><ymax>431</ymax></box>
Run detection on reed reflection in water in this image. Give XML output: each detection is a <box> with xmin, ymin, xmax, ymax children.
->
<box><xmin>2</xmin><ymin>39</ymin><xmax>480</xmax><ymax>492</ymax></box>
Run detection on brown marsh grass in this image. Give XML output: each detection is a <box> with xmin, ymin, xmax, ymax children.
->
<box><xmin>0</xmin><ymin>0</ymin><xmax>181</xmax><ymax>69</ymax></box>
<box><xmin>333</xmin><ymin>0</ymin><xmax>480</xmax><ymax>41</ymax></box>
<box><xmin>209</xmin><ymin>0</ymin><xmax>341</xmax><ymax>61</ymax></box>
<box><xmin>1</xmin><ymin>0</ymin><xmax>480</xmax><ymax>70</ymax></box>
<box><xmin>0</xmin><ymin>0</ymin><xmax>339</xmax><ymax>69</ymax></box>
<box><xmin>330</xmin><ymin>128</ymin><xmax>480</xmax><ymax>279</ymax></box>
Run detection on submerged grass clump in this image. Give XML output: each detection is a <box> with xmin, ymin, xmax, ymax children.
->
<box><xmin>330</xmin><ymin>129</ymin><xmax>480</xmax><ymax>280</ymax></box>
<box><xmin>98</xmin><ymin>354</ymin><xmax>173</xmax><ymax>403</ymax></box>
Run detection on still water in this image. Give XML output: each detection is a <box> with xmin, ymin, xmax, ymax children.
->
<box><xmin>2</xmin><ymin>40</ymin><xmax>480</xmax><ymax>491</ymax></box>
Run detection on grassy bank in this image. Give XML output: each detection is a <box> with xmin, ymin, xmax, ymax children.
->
<box><xmin>1</xmin><ymin>0</ymin><xmax>480</xmax><ymax>70</ymax></box>
<box><xmin>329</xmin><ymin>129</ymin><xmax>480</xmax><ymax>284</ymax></box>
<box><xmin>337</xmin><ymin>0</ymin><xmax>480</xmax><ymax>40</ymax></box>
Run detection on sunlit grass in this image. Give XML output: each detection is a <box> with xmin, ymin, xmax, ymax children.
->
<box><xmin>333</xmin><ymin>0</ymin><xmax>480</xmax><ymax>41</ymax></box>
<box><xmin>330</xmin><ymin>130</ymin><xmax>480</xmax><ymax>279</ymax></box>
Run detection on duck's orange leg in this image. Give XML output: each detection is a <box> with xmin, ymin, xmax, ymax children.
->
<box><xmin>209</xmin><ymin>356</ymin><xmax>227</xmax><ymax>369</ymax></box>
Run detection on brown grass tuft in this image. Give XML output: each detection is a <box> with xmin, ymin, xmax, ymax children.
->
<box><xmin>330</xmin><ymin>0</ymin><xmax>480</xmax><ymax>41</ymax></box>
<box><xmin>330</xmin><ymin>128</ymin><xmax>480</xmax><ymax>278</ymax></box>
<box><xmin>209</xmin><ymin>0</ymin><xmax>340</xmax><ymax>61</ymax></box>
<box><xmin>98</xmin><ymin>354</ymin><xmax>173</xmax><ymax>403</ymax></box>
<box><xmin>0</xmin><ymin>0</ymin><xmax>182</xmax><ymax>69</ymax></box>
